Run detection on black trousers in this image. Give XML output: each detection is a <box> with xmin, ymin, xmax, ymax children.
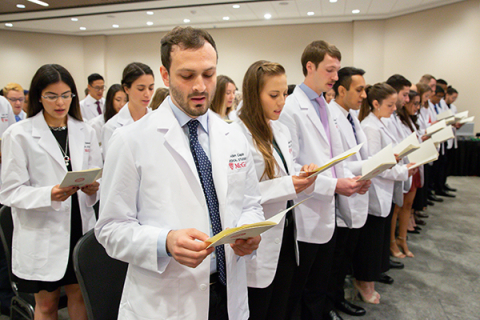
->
<box><xmin>286</xmin><ymin>227</ymin><xmax>337</xmax><ymax>320</ymax></box>
<box><xmin>248</xmin><ymin>213</ymin><xmax>296</xmax><ymax>320</ymax></box>
<box><xmin>381</xmin><ymin>205</ymin><xmax>394</xmax><ymax>274</ymax></box>
<box><xmin>327</xmin><ymin>226</ymin><xmax>361</xmax><ymax>305</ymax></box>
<box><xmin>413</xmin><ymin>165</ymin><xmax>430</xmax><ymax>211</ymax></box>
<box><xmin>432</xmin><ymin>145</ymin><xmax>448</xmax><ymax>193</ymax></box>
<box><xmin>209</xmin><ymin>273</ymin><xmax>228</xmax><ymax>320</ymax></box>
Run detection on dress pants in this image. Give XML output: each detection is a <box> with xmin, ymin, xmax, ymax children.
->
<box><xmin>248</xmin><ymin>213</ymin><xmax>296</xmax><ymax>320</ymax></box>
<box><xmin>286</xmin><ymin>226</ymin><xmax>337</xmax><ymax>320</ymax></box>
<box><xmin>327</xmin><ymin>226</ymin><xmax>361</xmax><ymax>305</ymax></box>
<box><xmin>432</xmin><ymin>144</ymin><xmax>447</xmax><ymax>193</ymax></box>
<box><xmin>209</xmin><ymin>273</ymin><xmax>228</xmax><ymax>320</ymax></box>
<box><xmin>381</xmin><ymin>204</ymin><xmax>395</xmax><ymax>273</ymax></box>
<box><xmin>413</xmin><ymin>165</ymin><xmax>429</xmax><ymax>211</ymax></box>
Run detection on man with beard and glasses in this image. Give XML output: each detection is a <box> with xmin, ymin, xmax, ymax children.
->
<box><xmin>96</xmin><ymin>26</ymin><xmax>264</xmax><ymax>320</ymax></box>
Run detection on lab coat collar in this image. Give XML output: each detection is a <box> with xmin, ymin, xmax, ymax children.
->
<box><xmin>293</xmin><ymin>85</ymin><xmax>330</xmax><ymax>146</ymax></box>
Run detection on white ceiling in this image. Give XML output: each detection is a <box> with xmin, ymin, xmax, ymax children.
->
<box><xmin>0</xmin><ymin>0</ymin><xmax>465</xmax><ymax>36</ymax></box>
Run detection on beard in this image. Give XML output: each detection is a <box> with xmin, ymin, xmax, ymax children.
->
<box><xmin>170</xmin><ymin>85</ymin><xmax>211</xmax><ymax>118</ymax></box>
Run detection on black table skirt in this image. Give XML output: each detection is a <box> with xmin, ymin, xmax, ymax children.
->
<box><xmin>447</xmin><ymin>139</ymin><xmax>480</xmax><ymax>176</ymax></box>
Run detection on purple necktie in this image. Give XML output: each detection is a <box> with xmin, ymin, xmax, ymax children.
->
<box><xmin>95</xmin><ymin>101</ymin><xmax>102</xmax><ymax>115</ymax></box>
<box><xmin>315</xmin><ymin>96</ymin><xmax>336</xmax><ymax>178</ymax></box>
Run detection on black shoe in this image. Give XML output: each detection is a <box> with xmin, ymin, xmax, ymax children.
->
<box><xmin>436</xmin><ymin>190</ymin><xmax>456</xmax><ymax>198</ymax></box>
<box><xmin>414</xmin><ymin>226</ymin><xmax>422</xmax><ymax>231</ymax></box>
<box><xmin>408</xmin><ymin>229</ymin><xmax>420</xmax><ymax>234</ymax></box>
<box><xmin>415</xmin><ymin>218</ymin><xmax>426</xmax><ymax>226</ymax></box>
<box><xmin>327</xmin><ymin>309</ymin><xmax>344</xmax><ymax>320</ymax></box>
<box><xmin>444</xmin><ymin>184</ymin><xmax>457</xmax><ymax>192</ymax></box>
<box><xmin>427</xmin><ymin>200</ymin><xmax>434</xmax><ymax>206</ymax></box>
<box><xmin>377</xmin><ymin>273</ymin><xmax>394</xmax><ymax>285</ymax></box>
<box><xmin>335</xmin><ymin>300</ymin><xmax>366</xmax><ymax>316</ymax></box>
<box><xmin>389</xmin><ymin>259</ymin><xmax>404</xmax><ymax>269</ymax></box>
<box><xmin>428</xmin><ymin>194</ymin><xmax>444</xmax><ymax>202</ymax></box>
<box><xmin>415</xmin><ymin>212</ymin><xmax>429</xmax><ymax>218</ymax></box>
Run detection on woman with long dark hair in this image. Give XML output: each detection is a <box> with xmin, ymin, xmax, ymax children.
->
<box><xmin>102</xmin><ymin>62</ymin><xmax>154</xmax><ymax>155</ymax></box>
<box><xmin>0</xmin><ymin>64</ymin><xmax>102</xmax><ymax>319</ymax></box>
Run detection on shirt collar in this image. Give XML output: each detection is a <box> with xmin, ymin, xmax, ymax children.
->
<box><xmin>299</xmin><ymin>82</ymin><xmax>321</xmax><ymax>101</ymax></box>
<box><xmin>333</xmin><ymin>100</ymin><xmax>350</xmax><ymax>118</ymax></box>
<box><xmin>168</xmin><ymin>96</ymin><xmax>209</xmax><ymax>133</ymax></box>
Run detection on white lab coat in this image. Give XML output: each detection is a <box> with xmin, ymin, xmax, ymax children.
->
<box><xmin>80</xmin><ymin>94</ymin><xmax>105</xmax><ymax>121</ymax></box>
<box><xmin>329</xmin><ymin>101</ymin><xmax>369</xmax><ymax>229</ymax></box>
<box><xmin>386</xmin><ymin>113</ymin><xmax>412</xmax><ymax>194</ymax></box>
<box><xmin>0</xmin><ymin>111</ymin><xmax>102</xmax><ymax>281</ymax></box>
<box><xmin>360</xmin><ymin>113</ymin><xmax>409</xmax><ymax>217</ymax></box>
<box><xmin>439</xmin><ymin>99</ymin><xmax>457</xmax><ymax>149</ymax></box>
<box><xmin>232</xmin><ymin>120</ymin><xmax>298</xmax><ymax>289</ymax></box>
<box><xmin>95</xmin><ymin>100</ymin><xmax>264</xmax><ymax>320</ymax></box>
<box><xmin>0</xmin><ymin>96</ymin><xmax>16</xmax><ymax>185</ymax></box>
<box><xmin>101</xmin><ymin>103</ymin><xmax>151</xmax><ymax>156</ymax></box>
<box><xmin>279</xmin><ymin>86</ymin><xmax>345</xmax><ymax>244</ymax></box>
<box><xmin>87</xmin><ymin>114</ymin><xmax>105</xmax><ymax>160</ymax></box>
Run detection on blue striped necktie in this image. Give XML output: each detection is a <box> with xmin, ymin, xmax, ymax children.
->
<box><xmin>347</xmin><ymin>113</ymin><xmax>358</xmax><ymax>144</ymax></box>
<box><xmin>187</xmin><ymin>119</ymin><xmax>226</xmax><ymax>285</ymax></box>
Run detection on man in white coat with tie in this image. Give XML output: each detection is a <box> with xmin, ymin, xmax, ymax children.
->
<box><xmin>327</xmin><ymin>67</ymin><xmax>369</xmax><ymax>318</ymax></box>
<box><xmin>279</xmin><ymin>41</ymin><xmax>370</xmax><ymax>320</ymax></box>
<box><xmin>95</xmin><ymin>26</ymin><xmax>264</xmax><ymax>320</ymax></box>
<box><xmin>79</xmin><ymin>73</ymin><xmax>105</xmax><ymax>121</ymax></box>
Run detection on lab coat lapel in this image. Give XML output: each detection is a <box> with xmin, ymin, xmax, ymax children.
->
<box><xmin>209</xmin><ymin>113</ymin><xmax>229</xmax><ymax>212</ymax></box>
<box><xmin>156</xmin><ymin>103</ymin><xmax>202</xmax><ymax>194</ymax></box>
<box><xmin>272</xmin><ymin>122</ymin><xmax>292</xmax><ymax>175</ymax></box>
<box><xmin>352</xmin><ymin>113</ymin><xmax>368</xmax><ymax>160</ymax></box>
<box><xmin>67</xmin><ymin>117</ymin><xmax>84</xmax><ymax>172</ymax></box>
<box><xmin>294</xmin><ymin>87</ymin><xmax>330</xmax><ymax>146</ymax></box>
<box><xmin>32</xmin><ymin>111</ymin><xmax>67</xmax><ymax>173</ymax></box>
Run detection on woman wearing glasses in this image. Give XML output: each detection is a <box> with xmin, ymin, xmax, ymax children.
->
<box><xmin>0</xmin><ymin>64</ymin><xmax>102</xmax><ymax>320</ymax></box>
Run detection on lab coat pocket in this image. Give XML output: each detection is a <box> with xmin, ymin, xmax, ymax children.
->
<box><xmin>13</xmin><ymin>226</ymin><xmax>50</xmax><ymax>270</ymax></box>
<box><xmin>125</xmin><ymin>268</ymin><xmax>179</xmax><ymax>319</ymax></box>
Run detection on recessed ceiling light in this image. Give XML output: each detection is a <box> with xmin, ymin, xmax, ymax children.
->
<box><xmin>352</xmin><ymin>9</ymin><xmax>360</xmax><ymax>14</ymax></box>
<box><xmin>16</xmin><ymin>4</ymin><xmax>26</xmax><ymax>8</ymax></box>
<box><xmin>223</xmin><ymin>16</ymin><xmax>230</xmax><ymax>20</ymax></box>
<box><xmin>71</xmin><ymin>18</ymin><xmax>78</xmax><ymax>21</ymax></box>
<box><xmin>5</xmin><ymin>23</ymin><xmax>13</xmax><ymax>27</ymax></box>
<box><xmin>146</xmin><ymin>11</ymin><xmax>154</xmax><ymax>15</ymax></box>
<box><xmin>80</xmin><ymin>27</ymin><xmax>86</xmax><ymax>30</ymax></box>
<box><xmin>329</xmin><ymin>0</ymin><xmax>337</xmax><ymax>2</ymax></box>
<box><xmin>184</xmin><ymin>18</ymin><xmax>190</xmax><ymax>23</ymax></box>
<box><xmin>146</xmin><ymin>21</ymin><xmax>153</xmax><ymax>26</ymax></box>
<box><xmin>112</xmin><ymin>24</ymin><xmax>119</xmax><ymax>28</ymax></box>
<box><xmin>233</xmin><ymin>5</ymin><xmax>240</xmax><ymax>9</ymax></box>
<box><xmin>264</xmin><ymin>13</ymin><xmax>272</xmax><ymax>19</ymax></box>
<box><xmin>307</xmin><ymin>12</ymin><xmax>314</xmax><ymax>16</ymax></box>
<box><xmin>27</xmin><ymin>0</ymin><xmax>49</xmax><ymax>7</ymax></box>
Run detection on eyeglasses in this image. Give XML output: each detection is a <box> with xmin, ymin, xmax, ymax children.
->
<box><xmin>41</xmin><ymin>93</ymin><xmax>76</xmax><ymax>102</ymax></box>
<box><xmin>92</xmin><ymin>85</ymin><xmax>106</xmax><ymax>91</ymax></box>
<box><xmin>7</xmin><ymin>97</ymin><xmax>25</xmax><ymax>103</ymax></box>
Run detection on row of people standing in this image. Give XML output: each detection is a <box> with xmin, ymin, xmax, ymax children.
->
<box><xmin>0</xmin><ymin>25</ymin><xmax>462</xmax><ymax>320</ymax></box>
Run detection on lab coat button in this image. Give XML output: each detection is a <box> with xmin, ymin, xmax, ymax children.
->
<box><xmin>200</xmin><ymin>284</ymin><xmax>207</xmax><ymax>291</ymax></box>
<box><xmin>274</xmin><ymin>238</ymin><xmax>280</xmax><ymax>244</ymax></box>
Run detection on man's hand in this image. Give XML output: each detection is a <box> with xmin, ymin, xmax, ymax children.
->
<box><xmin>230</xmin><ymin>235</ymin><xmax>261</xmax><ymax>256</ymax></box>
<box><xmin>166</xmin><ymin>228</ymin><xmax>214</xmax><ymax>268</ymax></box>
<box><xmin>335</xmin><ymin>177</ymin><xmax>370</xmax><ymax>196</ymax></box>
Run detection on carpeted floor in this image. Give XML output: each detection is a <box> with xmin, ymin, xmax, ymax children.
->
<box><xmin>342</xmin><ymin>176</ymin><xmax>480</xmax><ymax>320</ymax></box>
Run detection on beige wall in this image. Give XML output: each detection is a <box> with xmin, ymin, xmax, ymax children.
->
<box><xmin>0</xmin><ymin>0</ymin><xmax>478</xmax><ymax>129</ymax></box>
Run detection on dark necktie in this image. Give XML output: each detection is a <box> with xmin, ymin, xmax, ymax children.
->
<box><xmin>434</xmin><ymin>103</ymin><xmax>439</xmax><ymax>114</ymax></box>
<box><xmin>187</xmin><ymin>120</ymin><xmax>226</xmax><ymax>285</ymax></box>
<box><xmin>95</xmin><ymin>100</ymin><xmax>102</xmax><ymax>115</ymax></box>
<box><xmin>347</xmin><ymin>113</ymin><xmax>358</xmax><ymax>144</ymax></box>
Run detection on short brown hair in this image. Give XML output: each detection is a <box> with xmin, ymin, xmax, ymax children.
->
<box><xmin>161</xmin><ymin>26</ymin><xmax>217</xmax><ymax>73</ymax></box>
<box><xmin>419</xmin><ymin>74</ymin><xmax>435</xmax><ymax>85</ymax></box>
<box><xmin>301</xmin><ymin>40</ymin><xmax>341</xmax><ymax>76</ymax></box>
